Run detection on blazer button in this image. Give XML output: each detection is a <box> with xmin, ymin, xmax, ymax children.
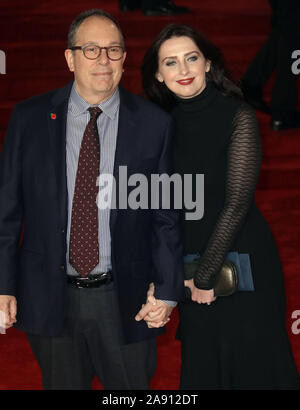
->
<box><xmin>61</xmin><ymin>265</ymin><xmax>65</xmax><ymax>271</ymax></box>
<box><xmin>61</xmin><ymin>229</ymin><xmax>65</xmax><ymax>233</ymax></box>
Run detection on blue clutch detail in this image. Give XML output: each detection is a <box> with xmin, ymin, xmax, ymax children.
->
<box><xmin>226</xmin><ymin>252</ymin><xmax>255</xmax><ymax>291</ymax></box>
<box><xmin>184</xmin><ymin>252</ymin><xmax>255</xmax><ymax>292</ymax></box>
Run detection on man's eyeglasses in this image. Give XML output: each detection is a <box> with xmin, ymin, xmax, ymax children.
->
<box><xmin>70</xmin><ymin>44</ymin><xmax>125</xmax><ymax>61</ymax></box>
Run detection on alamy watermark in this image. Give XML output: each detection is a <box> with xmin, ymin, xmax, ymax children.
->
<box><xmin>0</xmin><ymin>310</ymin><xmax>6</xmax><ymax>334</ymax></box>
<box><xmin>291</xmin><ymin>50</ymin><xmax>300</xmax><ymax>75</ymax></box>
<box><xmin>96</xmin><ymin>166</ymin><xmax>204</xmax><ymax>221</ymax></box>
<box><xmin>0</xmin><ymin>50</ymin><xmax>6</xmax><ymax>74</ymax></box>
<box><xmin>291</xmin><ymin>310</ymin><xmax>300</xmax><ymax>335</ymax></box>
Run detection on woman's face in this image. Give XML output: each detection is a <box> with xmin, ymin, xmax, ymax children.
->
<box><xmin>156</xmin><ymin>36</ymin><xmax>211</xmax><ymax>99</ymax></box>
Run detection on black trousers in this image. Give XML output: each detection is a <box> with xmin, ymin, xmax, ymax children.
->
<box><xmin>243</xmin><ymin>27</ymin><xmax>299</xmax><ymax>122</ymax></box>
<box><xmin>26</xmin><ymin>282</ymin><xmax>156</xmax><ymax>390</ymax></box>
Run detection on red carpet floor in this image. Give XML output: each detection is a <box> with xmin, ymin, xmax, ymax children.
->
<box><xmin>0</xmin><ymin>0</ymin><xmax>299</xmax><ymax>389</ymax></box>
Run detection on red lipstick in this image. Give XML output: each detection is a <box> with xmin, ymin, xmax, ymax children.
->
<box><xmin>177</xmin><ymin>78</ymin><xmax>194</xmax><ymax>85</ymax></box>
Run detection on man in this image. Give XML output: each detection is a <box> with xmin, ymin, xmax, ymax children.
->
<box><xmin>241</xmin><ymin>0</ymin><xmax>300</xmax><ymax>130</ymax></box>
<box><xmin>119</xmin><ymin>0</ymin><xmax>190</xmax><ymax>16</ymax></box>
<box><xmin>0</xmin><ymin>9</ymin><xmax>184</xmax><ymax>389</ymax></box>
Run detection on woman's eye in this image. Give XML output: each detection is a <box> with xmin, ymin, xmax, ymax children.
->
<box><xmin>165</xmin><ymin>60</ymin><xmax>176</xmax><ymax>66</ymax></box>
<box><xmin>188</xmin><ymin>55</ymin><xmax>198</xmax><ymax>62</ymax></box>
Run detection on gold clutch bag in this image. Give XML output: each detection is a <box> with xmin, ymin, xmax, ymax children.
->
<box><xmin>184</xmin><ymin>258</ymin><xmax>239</xmax><ymax>297</ymax></box>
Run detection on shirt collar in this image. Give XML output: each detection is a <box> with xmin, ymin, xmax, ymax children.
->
<box><xmin>68</xmin><ymin>84</ymin><xmax>120</xmax><ymax>120</ymax></box>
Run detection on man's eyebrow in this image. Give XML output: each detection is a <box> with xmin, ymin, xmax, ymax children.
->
<box><xmin>83</xmin><ymin>41</ymin><xmax>122</xmax><ymax>46</ymax></box>
<box><xmin>161</xmin><ymin>50</ymin><xmax>200</xmax><ymax>62</ymax></box>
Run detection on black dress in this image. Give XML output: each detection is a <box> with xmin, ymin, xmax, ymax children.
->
<box><xmin>173</xmin><ymin>82</ymin><xmax>300</xmax><ymax>389</ymax></box>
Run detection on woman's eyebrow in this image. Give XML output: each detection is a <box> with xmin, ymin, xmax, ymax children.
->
<box><xmin>161</xmin><ymin>51</ymin><xmax>200</xmax><ymax>62</ymax></box>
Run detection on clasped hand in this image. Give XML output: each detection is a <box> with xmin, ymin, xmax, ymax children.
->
<box><xmin>0</xmin><ymin>295</ymin><xmax>17</xmax><ymax>330</ymax></box>
<box><xmin>135</xmin><ymin>283</ymin><xmax>173</xmax><ymax>328</ymax></box>
<box><xmin>184</xmin><ymin>278</ymin><xmax>216</xmax><ymax>304</ymax></box>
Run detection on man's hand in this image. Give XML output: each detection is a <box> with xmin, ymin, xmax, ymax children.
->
<box><xmin>147</xmin><ymin>282</ymin><xmax>155</xmax><ymax>299</ymax></box>
<box><xmin>135</xmin><ymin>296</ymin><xmax>173</xmax><ymax>328</ymax></box>
<box><xmin>184</xmin><ymin>279</ymin><xmax>216</xmax><ymax>304</ymax></box>
<box><xmin>135</xmin><ymin>283</ymin><xmax>173</xmax><ymax>328</ymax></box>
<box><xmin>0</xmin><ymin>295</ymin><xmax>17</xmax><ymax>330</ymax></box>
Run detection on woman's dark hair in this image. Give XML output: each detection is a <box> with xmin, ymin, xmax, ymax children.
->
<box><xmin>142</xmin><ymin>24</ymin><xmax>242</xmax><ymax>111</ymax></box>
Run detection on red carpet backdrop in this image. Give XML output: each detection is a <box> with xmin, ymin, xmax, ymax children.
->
<box><xmin>0</xmin><ymin>0</ymin><xmax>299</xmax><ymax>389</ymax></box>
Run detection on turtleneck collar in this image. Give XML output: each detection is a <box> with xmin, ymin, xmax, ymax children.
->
<box><xmin>173</xmin><ymin>81</ymin><xmax>219</xmax><ymax>112</ymax></box>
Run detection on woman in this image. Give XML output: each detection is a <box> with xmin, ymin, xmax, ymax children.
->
<box><xmin>141</xmin><ymin>24</ymin><xmax>300</xmax><ymax>389</ymax></box>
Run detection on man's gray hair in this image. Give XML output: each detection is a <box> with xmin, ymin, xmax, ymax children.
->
<box><xmin>67</xmin><ymin>9</ymin><xmax>125</xmax><ymax>49</ymax></box>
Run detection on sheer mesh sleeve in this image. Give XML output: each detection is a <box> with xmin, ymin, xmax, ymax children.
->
<box><xmin>194</xmin><ymin>103</ymin><xmax>261</xmax><ymax>289</ymax></box>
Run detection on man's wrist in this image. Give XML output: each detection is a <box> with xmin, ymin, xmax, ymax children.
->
<box><xmin>161</xmin><ymin>299</ymin><xmax>177</xmax><ymax>307</ymax></box>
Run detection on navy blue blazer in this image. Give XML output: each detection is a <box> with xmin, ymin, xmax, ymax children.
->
<box><xmin>0</xmin><ymin>83</ymin><xmax>185</xmax><ymax>343</ymax></box>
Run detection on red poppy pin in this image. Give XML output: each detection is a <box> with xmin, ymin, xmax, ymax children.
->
<box><xmin>50</xmin><ymin>113</ymin><xmax>56</xmax><ymax>120</ymax></box>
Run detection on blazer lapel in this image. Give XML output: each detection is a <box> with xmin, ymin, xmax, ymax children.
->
<box><xmin>109</xmin><ymin>87</ymin><xmax>139</xmax><ymax>237</ymax></box>
<box><xmin>47</xmin><ymin>82</ymin><xmax>73</xmax><ymax>228</ymax></box>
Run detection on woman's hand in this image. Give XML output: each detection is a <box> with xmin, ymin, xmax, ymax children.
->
<box><xmin>184</xmin><ymin>279</ymin><xmax>216</xmax><ymax>304</ymax></box>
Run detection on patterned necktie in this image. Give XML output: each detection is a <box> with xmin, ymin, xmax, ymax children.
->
<box><xmin>69</xmin><ymin>107</ymin><xmax>102</xmax><ymax>277</ymax></box>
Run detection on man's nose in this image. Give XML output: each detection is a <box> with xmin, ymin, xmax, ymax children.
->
<box><xmin>97</xmin><ymin>48</ymin><xmax>109</xmax><ymax>65</ymax></box>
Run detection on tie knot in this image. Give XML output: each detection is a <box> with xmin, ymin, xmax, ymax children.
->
<box><xmin>88</xmin><ymin>107</ymin><xmax>102</xmax><ymax>122</ymax></box>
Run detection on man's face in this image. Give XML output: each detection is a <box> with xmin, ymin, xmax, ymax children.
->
<box><xmin>65</xmin><ymin>16</ymin><xmax>126</xmax><ymax>104</ymax></box>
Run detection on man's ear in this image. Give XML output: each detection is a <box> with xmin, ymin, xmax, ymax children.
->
<box><xmin>122</xmin><ymin>50</ymin><xmax>127</xmax><ymax>65</ymax></box>
<box><xmin>156</xmin><ymin>72</ymin><xmax>164</xmax><ymax>83</ymax></box>
<box><xmin>65</xmin><ymin>49</ymin><xmax>75</xmax><ymax>73</ymax></box>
